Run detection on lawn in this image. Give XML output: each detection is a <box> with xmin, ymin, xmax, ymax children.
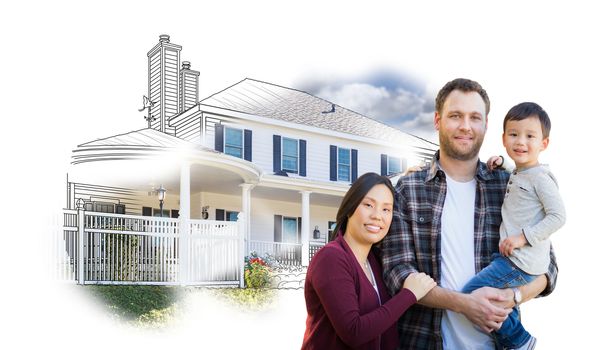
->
<box><xmin>85</xmin><ymin>285</ymin><xmax>278</xmax><ymax>329</ymax></box>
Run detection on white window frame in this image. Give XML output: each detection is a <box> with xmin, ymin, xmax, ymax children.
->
<box><xmin>337</xmin><ymin>147</ymin><xmax>351</xmax><ymax>182</ymax></box>
<box><xmin>224</xmin><ymin>127</ymin><xmax>244</xmax><ymax>159</ymax></box>
<box><xmin>281</xmin><ymin>137</ymin><xmax>299</xmax><ymax>174</ymax></box>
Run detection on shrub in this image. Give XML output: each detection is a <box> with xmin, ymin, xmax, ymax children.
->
<box><xmin>244</xmin><ymin>252</ymin><xmax>275</xmax><ymax>288</ymax></box>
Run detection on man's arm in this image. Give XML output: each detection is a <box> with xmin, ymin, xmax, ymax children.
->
<box><xmin>418</xmin><ymin>286</ymin><xmax>510</xmax><ymax>333</ymax></box>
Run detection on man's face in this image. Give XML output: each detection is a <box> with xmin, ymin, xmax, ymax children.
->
<box><xmin>434</xmin><ymin>90</ymin><xmax>487</xmax><ymax>161</ymax></box>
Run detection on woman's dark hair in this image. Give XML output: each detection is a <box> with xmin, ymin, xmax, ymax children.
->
<box><xmin>330</xmin><ymin>172</ymin><xmax>395</xmax><ymax>241</ymax></box>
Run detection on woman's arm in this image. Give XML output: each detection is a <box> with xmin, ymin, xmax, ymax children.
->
<box><xmin>311</xmin><ymin>248</ymin><xmax>418</xmax><ymax>348</ymax></box>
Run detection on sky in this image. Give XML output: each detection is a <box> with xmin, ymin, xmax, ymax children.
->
<box><xmin>2</xmin><ymin>1</ymin><xmax>598</xmax><ymax>348</ymax></box>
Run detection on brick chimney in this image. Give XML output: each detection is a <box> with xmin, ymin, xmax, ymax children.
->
<box><xmin>179</xmin><ymin>61</ymin><xmax>200</xmax><ymax>113</ymax></box>
<box><xmin>147</xmin><ymin>34</ymin><xmax>181</xmax><ymax>134</ymax></box>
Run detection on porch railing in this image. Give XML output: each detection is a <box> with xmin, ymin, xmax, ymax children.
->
<box><xmin>55</xmin><ymin>209</ymin><xmax>243</xmax><ymax>286</ymax></box>
<box><xmin>249</xmin><ymin>240</ymin><xmax>302</xmax><ymax>267</ymax></box>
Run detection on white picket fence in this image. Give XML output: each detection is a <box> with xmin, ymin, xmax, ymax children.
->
<box><xmin>55</xmin><ymin>209</ymin><xmax>245</xmax><ymax>286</ymax></box>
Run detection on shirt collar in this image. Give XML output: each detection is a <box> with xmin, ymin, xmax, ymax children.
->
<box><xmin>425</xmin><ymin>150</ymin><xmax>494</xmax><ymax>183</ymax></box>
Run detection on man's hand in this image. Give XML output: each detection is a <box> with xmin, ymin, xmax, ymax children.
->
<box><xmin>499</xmin><ymin>234</ymin><xmax>528</xmax><ymax>256</ymax></box>
<box><xmin>461</xmin><ymin>287</ymin><xmax>512</xmax><ymax>333</ymax></box>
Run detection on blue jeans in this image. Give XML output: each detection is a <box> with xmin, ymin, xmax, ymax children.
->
<box><xmin>462</xmin><ymin>253</ymin><xmax>537</xmax><ymax>349</ymax></box>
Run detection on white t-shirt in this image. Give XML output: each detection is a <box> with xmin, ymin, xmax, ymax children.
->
<box><xmin>440</xmin><ymin>175</ymin><xmax>494</xmax><ymax>350</ymax></box>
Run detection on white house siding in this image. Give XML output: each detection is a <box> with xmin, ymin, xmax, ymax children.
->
<box><xmin>192</xmin><ymin>191</ymin><xmax>338</xmax><ymax>243</ymax></box>
<box><xmin>249</xmin><ymin>197</ymin><xmax>338</xmax><ymax>243</ymax></box>
<box><xmin>199</xmin><ymin>113</ymin><xmax>425</xmax><ymax>182</ymax></box>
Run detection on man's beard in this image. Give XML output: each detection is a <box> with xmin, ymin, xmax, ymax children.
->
<box><xmin>439</xmin><ymin>132</ymin><xmax>483</xmax><ymax>161</ymax></box>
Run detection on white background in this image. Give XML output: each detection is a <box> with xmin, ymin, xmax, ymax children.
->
<box><xmin>2</xmin><ymin>1</ymin><xmax>596</xmax><ymax>348</ymax></box>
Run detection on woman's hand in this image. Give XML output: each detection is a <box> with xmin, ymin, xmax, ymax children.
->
<box><xmin>403</xmin><ymin>272</ymin><xmax>437</xmax><ymax>301</ymax></box>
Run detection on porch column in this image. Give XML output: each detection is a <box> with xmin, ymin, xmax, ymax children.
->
<box><xmin>300</xmin><ymin>191</ymin><xmax>311</xmax><ymax>266</ymax></box>
<box><xmin>179</xmin><ymin>161</ymin><xmax>191</xmax><ymax>285</ymax></box>
<box><xmin>240</xmin><ymin>183</ymin><xmax>255</xmax><ymax>255</ymax></box>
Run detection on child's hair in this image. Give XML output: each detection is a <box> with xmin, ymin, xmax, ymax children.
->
<box><xmin>503</xmin><ymin>102</ymin><xmax>551</xmax><ymax>138</ymax></box>
<box><xmin>330</xmin><ymin>172</ymin><xmax>394</xmax><ymax>241</ymax></box>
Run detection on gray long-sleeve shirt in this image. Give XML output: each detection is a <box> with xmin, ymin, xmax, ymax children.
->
<box><xmin>501</xmin><ymin>164</ymin><xmax>566</xmax><ymax>275</ymax></box>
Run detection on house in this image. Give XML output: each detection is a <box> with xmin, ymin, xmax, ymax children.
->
<box><xmin>61</xmin><ymin>35</ymin><xmax>437</xmax><ymax>286</ymax></box>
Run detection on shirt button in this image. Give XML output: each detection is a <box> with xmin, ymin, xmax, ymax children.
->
<box><xmin>507</xmin><ymin>189</ymin><xmax>510</xmax><ymax>193</ymax></box>
<box><xmin>509</xmin><ymin>181</ymin><xmax>513</xmax><ymax>184</ymax></box>
<box><xmin>419</xmin><ymin>217</ymin><xmax>425</xmax><ymax>222</ymax></box>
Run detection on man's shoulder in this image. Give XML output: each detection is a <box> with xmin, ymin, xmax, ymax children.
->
<box><xmin>395</xmin><ymin>167</ymin><xmax>431</xmax><ymax>188</ymax></box>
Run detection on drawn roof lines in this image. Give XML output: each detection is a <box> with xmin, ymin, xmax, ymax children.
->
<box><xmin>78</xmin><ymin>128</ymin><xmax>210</xmax><ymax>150</ymax></box>
<box><xmin>201</xmin><ymin>78</ymin><xmax>437</xmax><ymax>149</ymax></box>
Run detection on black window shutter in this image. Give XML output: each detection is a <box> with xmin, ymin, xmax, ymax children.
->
<box><xmin>274</xmin><ymin>215</ymin><xmax>282</xmax><ymax>242</ymax></box>
<box><xmin>330</xmin><ymin>145</ymin><xmax>337</xmax><ymax>181</ymax></box>
<box><xmin>244</xmin><ymin>129</ymin><xmax>252</xmax><ymax>161</ymax></box>
<box><xmin>351</xmin><ymin>149</ymin><xmax>358</xmax><ymax>182</ymax></box>
<box><xmin>299</xmin><ymin>139</ymin><xmax>307</xmax><ymax>177</ymax></box>
<box><xmin>215</xmin><ymin>124</ymin><xmax>224</xmax><ymax>152</ymax></box>
<box><xmin>381</xmin><ymin>154</ymin><xmax>388</xmax><ymax>176</ymax></box>
<box><xmin>298</xmin><ymin>217</ymin><xmax>302</xmax><ymax>243</ymax></box>
<box><xmin>142</xmin><ymin>206</ymin><xmax>152</xmax><ymax>216</ymax></box>
<box><xmin>216</xmin><ymin>209</ymin><xmax>225</xmax><ymax>221</ymax></box>
<box><xmin>273</xmin><ymin>135</ymin><xmax>281</xmax><ymax>173</ymax></box>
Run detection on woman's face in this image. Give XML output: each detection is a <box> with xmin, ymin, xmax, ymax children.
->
<box><xmin>345</xmin><ymin>184</ymin><xmax>393</xmax><ymax>246</ymax></box>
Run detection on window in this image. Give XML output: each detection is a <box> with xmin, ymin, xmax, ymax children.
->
<box><xmin>388</xmin><ymin>156</ymin><xmax>403</xmax><ymax>175</ymax></box>
<box><xmin>282</xmin><ymin>137</ymin><xmax>299</xmax><ymax>173</ymax></box>
<box><xmin>226</xmin><ymin>211</ymin><xmax>239</xmax><ymax>222</ymax></box>
<box><xmin>282</xmin><ymin>217</ymin><xmax>298</xmax><ymax>243</ymax></box>
<box><xmin>338</xmin><ymin>148</ymin><xmax>351</xmax><ymax>181</ymax></box>
<box><xmin>224</xmin><ymin>127</ymin><xmax>243</xmax><ymax>158</ymax></box>
<box><xmin>327</xmin><ymin>221</ymin><xmax>336</xmax><ymax>242</ymax></box>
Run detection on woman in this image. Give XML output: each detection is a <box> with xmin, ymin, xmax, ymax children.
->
<box><xmin>302</xmin><ymin>172</ymin><xmax>436</xmax><ymax>350</ymax></box>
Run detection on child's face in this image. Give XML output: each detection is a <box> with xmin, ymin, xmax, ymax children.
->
<box><xmin>502</xmin><ymin>116</ymin><xmax>549</xmax><ymax>168</ymax></box>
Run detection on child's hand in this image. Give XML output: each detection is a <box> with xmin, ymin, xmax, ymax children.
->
<box><xmin>486</xmin><ymin>155</ymin><xmax>504</xmax><ymax>171</ymax></box>
<box><xmin>499</xmin><ymin>234</ymin><xmax>527</xmax><ymax>256</ymax></box>
<box><xmin>402</xmin><ymin>165</ymin><xmax>423</xmax><ymax>177</ymax></box>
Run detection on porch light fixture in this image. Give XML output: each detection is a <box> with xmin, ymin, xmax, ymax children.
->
<box><xmin>157</xmin><ymin>185</ymin><xmax>167</xmax><ymax>217</ymax></box>
<box><xmin>313</xmin><ymin>225</ymin><xmax>321</xmax><ymax>239</ymax></box>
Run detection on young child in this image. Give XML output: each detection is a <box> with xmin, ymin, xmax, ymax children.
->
<box><xmin>462</xmin><ymin>102</ymin><xmax>566</xmax><ymax>350</ymax></box>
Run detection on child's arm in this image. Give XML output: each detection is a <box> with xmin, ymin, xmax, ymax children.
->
<box><xmin>521</xmin><ymin>172</ymin><xmax>566</xmax><ymax>246</ymax></box>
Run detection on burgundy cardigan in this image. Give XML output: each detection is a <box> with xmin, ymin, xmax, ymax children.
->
<box><xmin>302</xmin><ymin>234</ymin><xmax>417</xmax><ymax>350</ymax></box>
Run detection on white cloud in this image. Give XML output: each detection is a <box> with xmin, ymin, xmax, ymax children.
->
<box><xmin>312</xmin><ymin>82</ymin><xmax>438</xmax><ymax>143</ymax></box>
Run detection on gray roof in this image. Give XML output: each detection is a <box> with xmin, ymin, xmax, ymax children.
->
<box><xmin>78</xmin><ymin>128</ymin><xmax>211</xmax><ymax>151</ymax></box>
<box><xmin>201</xmin><ymin>78</ymin><xmax>437</xmax><ymax>150</ymax></box>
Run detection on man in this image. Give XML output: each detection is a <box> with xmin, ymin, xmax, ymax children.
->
<box><xmin>380</xmin><ymin>78</ymin><xmax>558</xmax><ymax>349</ymax></box>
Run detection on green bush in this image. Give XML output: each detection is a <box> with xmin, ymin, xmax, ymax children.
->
<box><xmin>244</xmin><ymin>252</ymin><xmax>274</xmax><ymax>288</ymax></box>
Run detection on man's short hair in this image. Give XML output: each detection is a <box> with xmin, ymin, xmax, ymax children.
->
<box><xmin>435</xmin><ymin>78</ymin><xmax>490</xmax><ymax>116</ymax></box>
<box><xmin>503</xmin><ymin>102</ymin><xmax>551</xmax><ymax>138</ymax></box>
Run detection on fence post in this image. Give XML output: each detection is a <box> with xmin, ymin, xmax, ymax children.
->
<box><xmin>179</xmin><ymin>161</ymin><xmax>191</xmax><ymax>285</ymax></box>
<box><xmin>77</xmin><ymin>200</ymin><xmax>85</xmax><ymax>285</ymax></box>
<box><xmin>238</xmin><ymin>212</ymin><xmax>246</xmax><ymax>288</ymax></box>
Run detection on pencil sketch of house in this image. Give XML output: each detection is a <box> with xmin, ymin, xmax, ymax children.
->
<box><xmin>56</xmin><ymin>34</ymin><xmax>437</xmax><ymax>287</ymax></box>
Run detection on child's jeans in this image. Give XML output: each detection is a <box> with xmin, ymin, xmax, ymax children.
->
<box><xmin>462</xmin><ymin>253</ymin><xmax>537</xmax><ymax>349</ymax></box>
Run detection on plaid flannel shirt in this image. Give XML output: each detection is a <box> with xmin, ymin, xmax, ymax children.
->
<box><xmin>380</xmin><ymin>152</ymin><xmax>558</xmax><ymax>350</ymax></box>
